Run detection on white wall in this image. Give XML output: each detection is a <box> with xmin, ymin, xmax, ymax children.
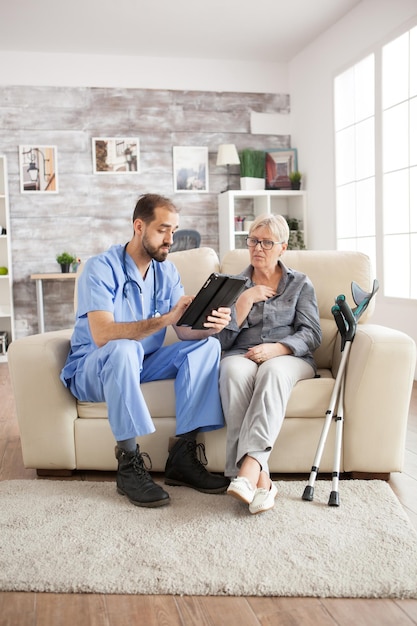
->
<box><xmin>290</xmin><ymin>0</ymin><xmax>417</xmax><ymax>248</ymax></box>
<box><xmin>290</xmin><ymin>0</ymin><xmax>417</xmax><ymax>377</ymax></box>
<box><xmin>0</xmin><ymin>50</ymin><xmax>289</xmax><ymax>94</ymax></box>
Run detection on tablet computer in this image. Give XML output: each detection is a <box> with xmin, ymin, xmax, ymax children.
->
<box><xmin>177</xmin><ymin>273</ymin><xmax>247</xmax><ymax>329</ymax></box>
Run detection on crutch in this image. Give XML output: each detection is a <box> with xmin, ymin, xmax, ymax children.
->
<box><xmin>302</xmin><ymin>278</ymin><xmax>379</xmax><ymax>507</ymax></box>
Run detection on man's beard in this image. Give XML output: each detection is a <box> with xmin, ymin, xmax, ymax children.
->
<box><xmin>142</xmin><ymin>234</ymin><xmax>170</xmax><ymax>263</ymax></box>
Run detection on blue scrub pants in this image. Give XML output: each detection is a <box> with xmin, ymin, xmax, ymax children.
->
<box><xmin>68</xmin><ymin>337</ymin><xmax>224</xmax><ymax>441</ymax></box>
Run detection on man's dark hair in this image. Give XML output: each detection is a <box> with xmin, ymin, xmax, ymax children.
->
<box><xmin>132</xmin><ymin>194</ymin><xmax>178</xmax><ymax>223</ymax></box>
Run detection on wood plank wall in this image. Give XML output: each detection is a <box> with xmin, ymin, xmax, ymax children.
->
<box><xmin>0</xmin><ymin>85</ymin><xmax>289</xmax><ymax>337</ymax></box>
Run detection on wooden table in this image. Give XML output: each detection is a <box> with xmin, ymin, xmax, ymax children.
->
<box><xmin>30</xmin><ymin>272</ymin><xmax>77</xmax><ymax>333</ymax></box>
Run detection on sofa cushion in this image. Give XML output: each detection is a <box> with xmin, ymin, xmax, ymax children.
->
<box><xmin>77</xmin><ymin>380</ymin><xmax>176</xmax><ymax>419</ymax></box>
<box><xmin>77</xmin><ymin>367</ymin><xmax>335</xmax><ymax>421</ymax></box>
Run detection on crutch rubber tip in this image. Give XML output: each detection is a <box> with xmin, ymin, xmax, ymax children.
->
<box><xmin>328</xmin><ymin>491</ymin><xmax>340</xmax><ymax>507</ymax></box>
<box><xmin>302</xmin><ymin>486</ymin><xmax>314</xmax><ymax>501</ymax></box>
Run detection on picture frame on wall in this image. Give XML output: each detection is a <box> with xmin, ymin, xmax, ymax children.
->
<box><xmin>173</xmin><ymin>146</ymin><xmax>208</xmax><ymax>193</ymax></box>
<box><xmin>19</xmin><ymin>145</ymin><xmax>58</xmax><ymax>193</ymax></box>
<box><xmin>92</xmin><ymin>138</ymin><xmax>139</xmax><ymax>173</ymax></box>
<box><xmin>265</xmin><ymin>148</ymin><xmax>298</xmax><ymax>190</ymax></box>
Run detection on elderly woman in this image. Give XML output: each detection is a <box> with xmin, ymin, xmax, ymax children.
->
<box><xmin>217</xmin><ymin>214</ymin><xmax>322</xmax><ymax>514</ymax></box>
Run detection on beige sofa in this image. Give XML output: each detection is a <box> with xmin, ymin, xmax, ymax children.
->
<box><xmin>8</xmin><ymin>247</ymin><xmax>416</xmax><ymax>478</ymax></box>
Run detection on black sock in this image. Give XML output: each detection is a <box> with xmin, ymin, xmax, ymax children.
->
<box><xmin>179</xmin><ymin>429</ymin><xmax>199</xmax><ymax>442</ymax></box>
<box><xmin>116</xmin><ymin>438</ymin><xmax>137</xmax><ymax>452</ymax></box>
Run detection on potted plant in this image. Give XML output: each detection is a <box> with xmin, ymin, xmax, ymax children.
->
<box><xmin>56</xmin><ymin>251</ymin><xmax>76</xmax><ymax>273</ymax></box>
<box><xmin>286</xmin><ymin>218</ymin><xmax>305</xmax><ymax>250</ymax></box>
<box><xmin>239</xmin><ymin>149</ymin><xmax>265</xmax><ymax>190</ymax></box>
<box><xmin>289</xmin><ymin>170</ymin><xmax>302</xmax><ymax>190</ymax></box>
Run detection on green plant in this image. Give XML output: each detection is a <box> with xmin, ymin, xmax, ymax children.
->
<box><xmin>56</xmin><ymin>251</ymin><xmax>76</xmax><ymax>265</ymax></box>
<box><xmin>286</xmin><ymin>218</ymin><xmax>299</xmax><ymax>230</ymax></box>
<box><xmin>286</xmin><ymin>218</ymin><xmax>306</xmax><ymax>250</ymax></box>
<box><xmin>239</xmin><ymin>149</ymin><xmax>265</xmax><ymax>179</ymax></box>
<box><xmin>289</xmin><ymin>170</ymin><xmax>302</xmax><ymax>183</ymax></box>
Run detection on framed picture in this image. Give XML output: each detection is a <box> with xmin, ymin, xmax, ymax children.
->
<box><xmin>92</xmin><ymin>138</ymin><xmax>139</xmax><ymax>173</ymax></box>
<box><xmin>265</xmin><ymin>148</ymin><xmax>298</xmax><ymax>190</ymax></box>
<box><xmin>173</xmin><ymin>146</ymin><xmax>208</xmax><ymax>193</ymax></box>
<box><xmin>19</xmin><ymin>145</ymin><xmax>58</xmax><ymax>193</ymax></box>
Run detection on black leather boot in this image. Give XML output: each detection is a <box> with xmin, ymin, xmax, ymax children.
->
<box><xmin>115</xmin><ymin>445</ymin><xmax>170</xmax><ymax>507</ymax></box>
<box><xmin>164</xmin><ymin>437</ymin><xmax>230</xmax><ymax>494</ymax></box>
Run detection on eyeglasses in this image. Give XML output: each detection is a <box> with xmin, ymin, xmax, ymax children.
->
<box><xmin>246</xmin><ymin>237</ymin><xmax>284</xmax><ymax>251</ymax></box>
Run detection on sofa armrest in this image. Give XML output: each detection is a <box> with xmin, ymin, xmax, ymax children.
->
<box><xmin>342</xmin><ymin>324</ymin><xmax>416</xmax><ymax>473</ymax></box>
<box><xmin>8</xmin><ymin>329</ymin><xmax>78</xmax><ymax>470</ymax></box>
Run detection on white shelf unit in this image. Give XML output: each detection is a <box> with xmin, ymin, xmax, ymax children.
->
<box><xmin>0</xmin><ymin>155</ymin><xmax>14</xmax><ymax>362</ymax></box>
<box><xmin>218</xmin><ymin>190</ymin><xmax>307</xmax><ymax>260</ymax></box>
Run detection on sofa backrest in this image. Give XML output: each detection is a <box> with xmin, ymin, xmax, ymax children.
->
<box><xmin>77</xmin><ymin>247</ymin><xmax>374</xmax><ymax>319</ymax></box>
<box><xmin>75</xmin><ymin>246</ymin><xmax>375</xmax><ymax>370</ymax></box>
<box><xmin>220</xmin><ymin>249</ymin><xmax>375</xmax><ymax>322</ymax></box>
<box><xmin>168</xmin><ymin>247</ymin><xmax>220</xmax><ymax>293</ymax></box>
<box><xmin>163</xmin><ymin>247</ymin><xmax>220</xmax><ymax>345</ymax></box>
<box><xmin>74</xmin><ymin>247</ymin><xmax>220</xmax><ymax>313</ymax></box>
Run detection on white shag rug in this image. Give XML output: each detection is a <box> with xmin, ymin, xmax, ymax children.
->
<box><xmin>1</xmin><ymin>479</ymin><xmax>417</xmax><ymax>598</ymax></box>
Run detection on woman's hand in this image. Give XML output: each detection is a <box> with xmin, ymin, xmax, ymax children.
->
<box><xmin>203</xmin><ymin>307</ymin><xmax>231</xmax><ymax>331</ymax></box>
<box><xmin>235</xmin><ymin>286</ymin><xmax>277</xmax><ymax>327</ymax></box>
<box><xmin>238</xmin><ymin>285</ymin><xmax>277</xmax><ymax>308</ymax></box>
<box><xmin>245</xmin><ymin>342</ymin><xmax>292</xmax><ymax>364</ymax></box>
<box><xmin>174</xmin><ymin>305</ymin><xmax>231</xmax><ymax>341</ymax></box>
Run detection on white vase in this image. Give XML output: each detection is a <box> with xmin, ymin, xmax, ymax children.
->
<box><xmin>240</xmin><ymin>177</ymin><xmax>265</xmax><ymax>191</ymax></box>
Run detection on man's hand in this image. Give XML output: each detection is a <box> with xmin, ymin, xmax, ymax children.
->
<box><xmin>166</xmin><ymin>295</ymin><xmax>195</xmax><ymax>326</ymax></box>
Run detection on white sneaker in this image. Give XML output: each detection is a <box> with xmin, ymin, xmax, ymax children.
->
<box><xmin>227</xmin><ymin>476</ymin><xmax>256</xmax><ymax>504</ymax></box>
<box><xmin>249</xmin><ymin>481</ymin><xmax>278</xmax><ymax>514</ymax></box>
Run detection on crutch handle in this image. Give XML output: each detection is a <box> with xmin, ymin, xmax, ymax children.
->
<box><xmin>335</xmin><ymin>295</ymin><xmax>357</xmax><ymax>342</ymax></box>
<box><xmin>332</xmin><ymin>305</ymin><xmax>348</xmax><ymax>340</ymax></box>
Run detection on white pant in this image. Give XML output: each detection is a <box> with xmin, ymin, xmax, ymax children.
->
<box><xmin>219</xmin><ymin>354</ymin><xmax>314</xmax><ymax>477</ymax></box>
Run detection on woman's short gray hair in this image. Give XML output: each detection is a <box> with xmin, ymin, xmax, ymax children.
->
<box><xmin>249</xmin><ymin>214</ymin><xmax>289</xmax><ymax>244</ymax></box>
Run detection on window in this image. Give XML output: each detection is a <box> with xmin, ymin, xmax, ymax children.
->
<box><xmin>334</xmin><ymin>55</ymin><xmax>376</xmax><ymax>273</ymax></box>
<box><xmin>334</xmin><ymin>25</ymin><xmax>417</xmax><ymax>300</ymax></box>
<box><xmin>382</xmin><ymin>27</ymin><xmax>417</xmax><ymax>299</ymax></box>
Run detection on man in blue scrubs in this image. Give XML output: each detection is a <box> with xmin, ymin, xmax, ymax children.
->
<box><xmin>60</xmin><ymin>194</ymin><xmax>231</xmax><ymax>508</ymax></box>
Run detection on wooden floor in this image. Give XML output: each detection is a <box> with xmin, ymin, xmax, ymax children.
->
<box><xmin>1</xmin><ymin>363</ymin><xmax>417</xmax><ymax>626</ymax></box>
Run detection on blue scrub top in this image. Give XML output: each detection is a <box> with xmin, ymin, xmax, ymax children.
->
<box><xmin>60</xmin><ymin>244</ymin><xmax>184</xmax><ymax>383</ymax></box>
